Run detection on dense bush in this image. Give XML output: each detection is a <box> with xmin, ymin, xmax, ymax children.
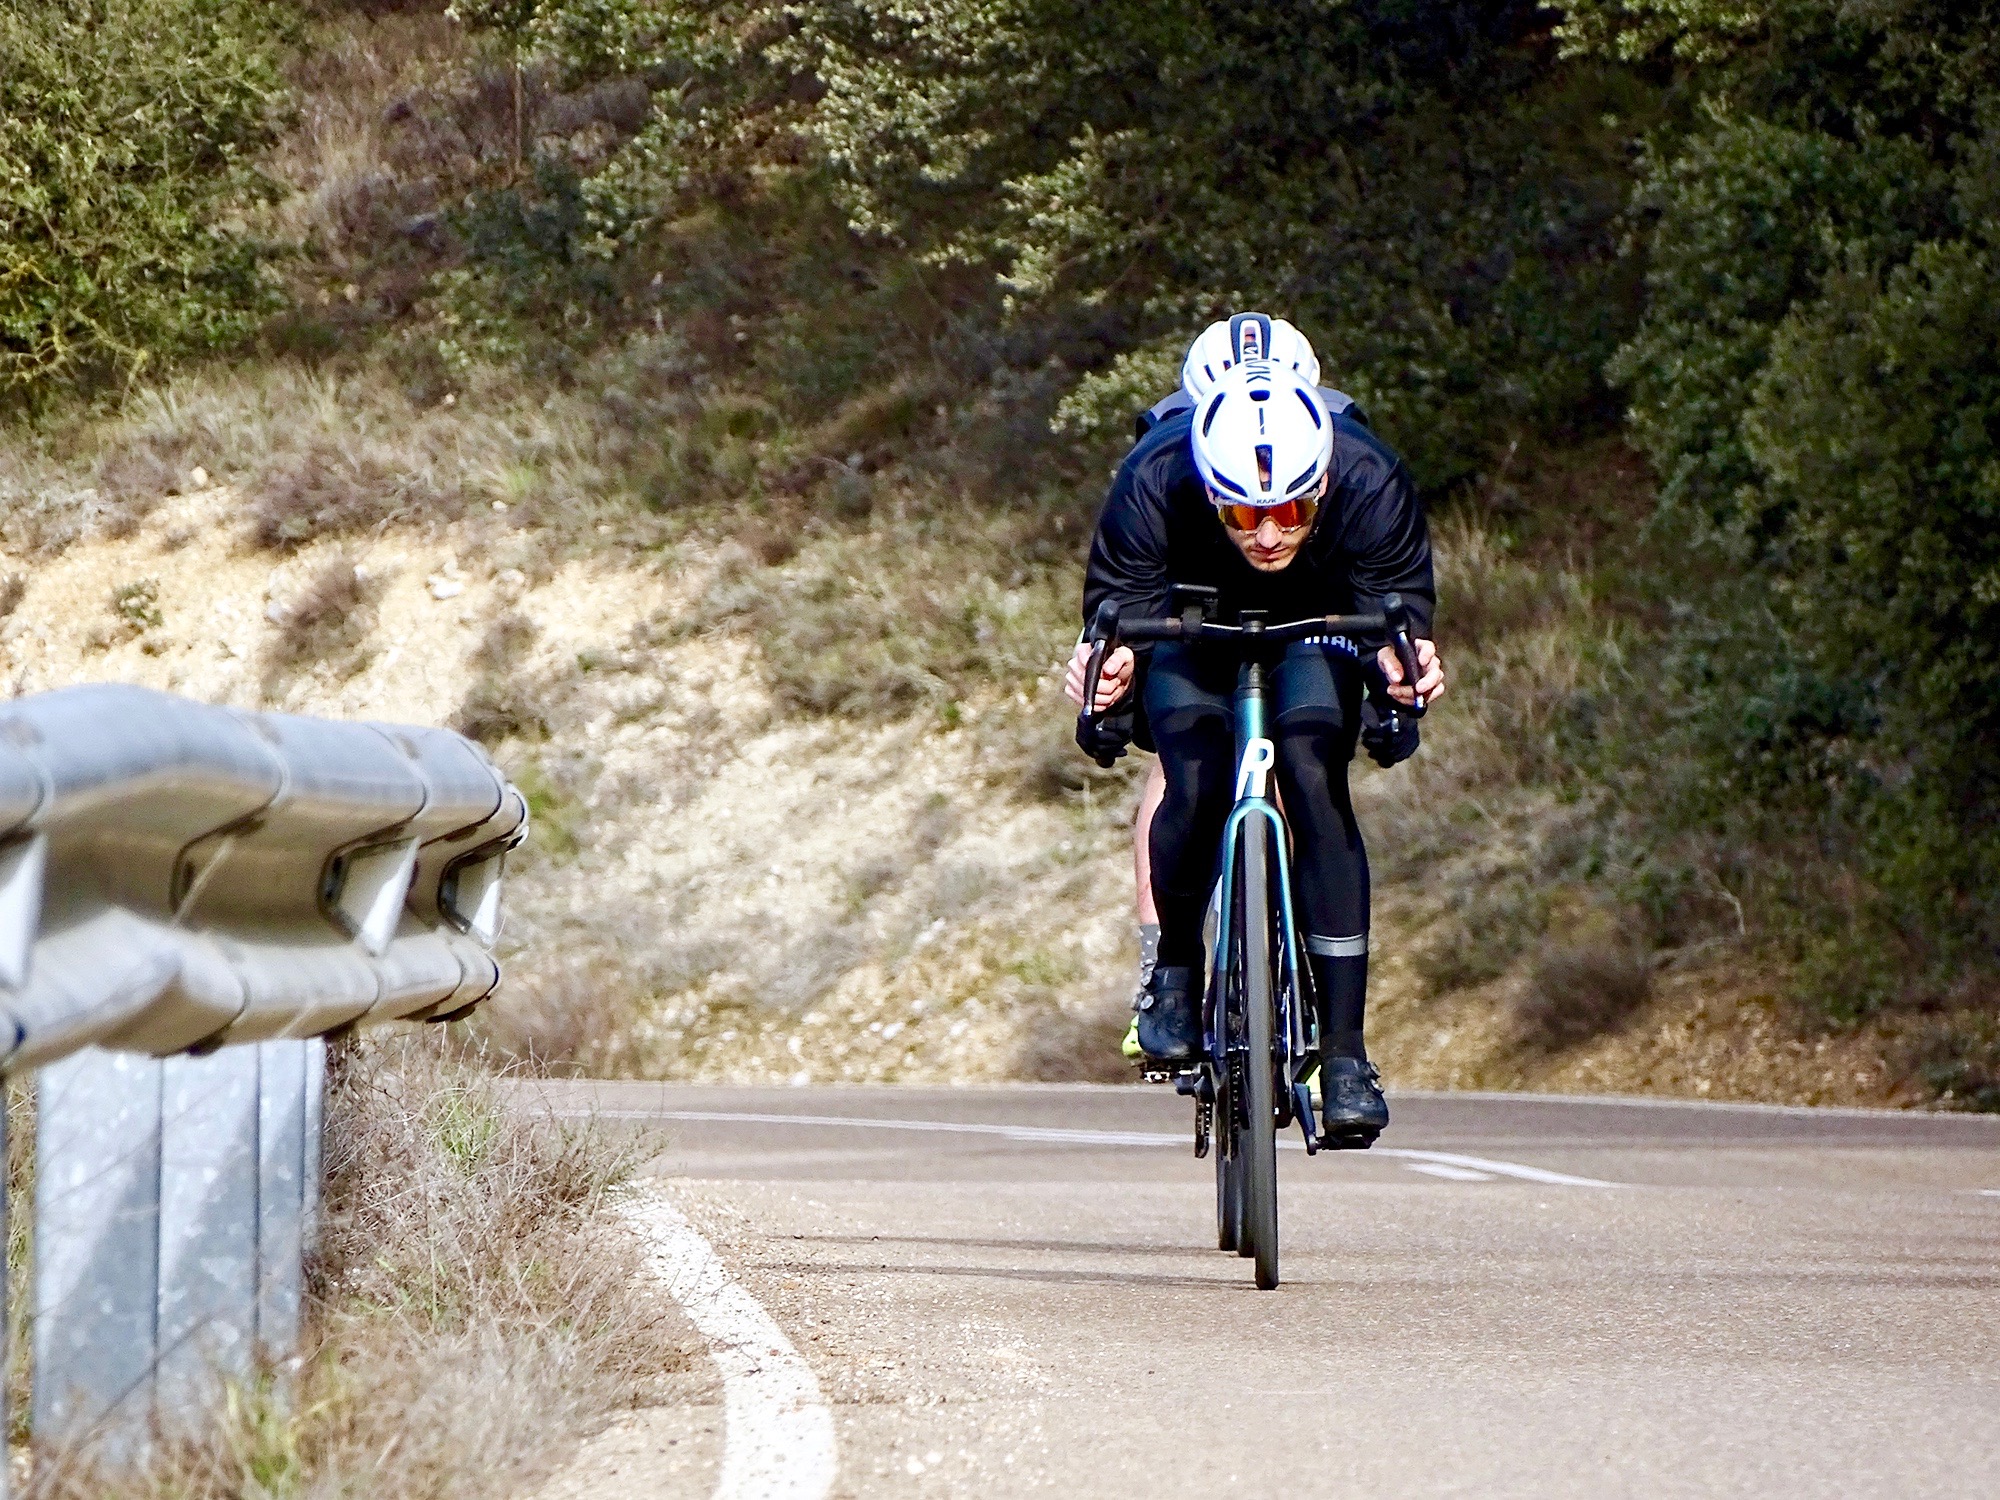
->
<box><xmin>1566</xmin><ymin>0</ymin><xmax>2000</xmax><ymax>1002</ymax></box>
<box><xmin>781</xmin><ymin>0</ymin><xmax>1653</xmax><ymax>488</ymax></box>
<box><xmin>438</xmin><ymin>1</ymin><xmax>1649</xmax><ymax>490</ymax></box>
<box><xmin>0</xmin><ymin>0</ymin><xmax>291</xmax><ymax>396</ymax></box>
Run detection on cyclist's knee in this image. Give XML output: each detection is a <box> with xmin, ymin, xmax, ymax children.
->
<box><xmin>1159</xmin><ymin>753</ymin><xmax>1230</xmax><ymax>822</ymax></box>
<box><xmin>1275</xmin><ymin>728</ymin><xmax>1364</xmax><ymax>842</ymax></box>
<box><xmin>1277</xmin><ymin>714</ymin><xmax>1359</xmax><ymax>779</ymax></box>
<box><xmin>1274</xmin><ymin>723</ymin><xmax>1343</xmax><ymax>789</ymax></box>
<box><xmin>1153</xmin><ymin>716</ymin><xmax>1232</xmax><ymax>804</ymax></box>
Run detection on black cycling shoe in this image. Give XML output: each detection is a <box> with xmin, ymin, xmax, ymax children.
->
<box><xmin>1135</xmin><ymin>964</ymin><xmax>1201</xmax><ymax>1062</ymax></box>
<box><xmin>1321</xmin><ymin>1057</ymin><xmax>1388</xmax><ymax>1148</ymax></box>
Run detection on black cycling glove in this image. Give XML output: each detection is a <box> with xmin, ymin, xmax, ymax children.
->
<box><xmin>1077</xmin><ymin>703</ymin><xmax>1136</xmax><ymax>767</ymax></box>
<box><xmin>1359</xmin><ymin>696</ymin><xmax>1421</xmax><ymax>769</ymax></box>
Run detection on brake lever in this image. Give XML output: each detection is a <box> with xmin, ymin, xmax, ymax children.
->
<box><xmin>1381</xmin><ymin>592</ymin><xmax>1427</xmax><ymax>719</ymax></box>
<box><xmin>1078</xmin><ymin>599</ymin><xmax>1122</xmax><ymax>768</ymax></box>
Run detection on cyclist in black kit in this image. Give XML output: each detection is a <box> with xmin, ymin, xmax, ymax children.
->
<box><xmin>1063</xmin><ymin>315</ymin><xmax>1446</xmax><ymax>1145</ymax></box>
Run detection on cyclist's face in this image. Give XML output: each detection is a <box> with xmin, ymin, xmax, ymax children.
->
<box><xmin>1216</xmin><ymin>475</ymin><xmax>1327</xmax><ymax>573</ymax></box>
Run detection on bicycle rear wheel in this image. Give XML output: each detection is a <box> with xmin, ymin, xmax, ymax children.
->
<box><xmin>1239</xmin><ymin>816</ymin><xmax>1280</xmax><ymax>1290</ymax></box>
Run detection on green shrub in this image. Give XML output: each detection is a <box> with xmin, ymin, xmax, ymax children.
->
<box><xmin>0</xmin><ymin>0</ymin><xmax>292</xmax><ymax>397</ymax></box>
<box><xmin>776</xmin><ymin>0</ymin><xmax>1654</xmax><ymax>490</ymax></box>
<box><xmin>1567</xmin><ymin>0</ymin><xmax>2000</xmax><ymax>1005</ymax></box>
<box><xmin>439</xmin><ymin>0</ymin><xmax>1654</xmax><ymax>492</ymax></box>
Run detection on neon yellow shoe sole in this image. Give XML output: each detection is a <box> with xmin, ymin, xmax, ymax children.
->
<box><xmin>1121</xmin><ymin>1014</ymin><xmax>1142</xmax><ymax>1059</ymax></box>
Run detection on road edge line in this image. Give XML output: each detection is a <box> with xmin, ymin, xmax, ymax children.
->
<box><xmin>620</xmin><ymin>1184</ymin><xmax>836</xmax><ymax>1500</ymax></box>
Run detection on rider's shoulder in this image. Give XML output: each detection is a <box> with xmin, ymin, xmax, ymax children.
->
<box><xmin>1330</xmin><ymin>411</ymin><xmax>1409</xmax><ymax>491</ymax></box>
<box><xmin>1118</xmin><ymin>406</ymin><xmax>1199</xmax><ymax>488</ymax></box>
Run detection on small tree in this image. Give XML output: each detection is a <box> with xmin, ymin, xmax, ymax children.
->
<box><xmin>0</xmin><ymin>0</ymin><xmax>288</xmax><ymax>397</ymax></box>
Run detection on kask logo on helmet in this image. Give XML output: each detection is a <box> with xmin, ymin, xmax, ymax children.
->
<box><xmin>1181</xmin><ymin>314</ymin><xmax>1319</xmax><ymax>399</ymax></box>
<box><xmin>1192</xmin><ymin>363</ymin><xmax>1334</xmax><ymax>524</ymax></box>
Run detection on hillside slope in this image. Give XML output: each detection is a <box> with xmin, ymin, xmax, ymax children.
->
<box><xmin>0</xmin><ymin>401</ymin><xmax>1924</xmax><ymax>1106</ymax></box>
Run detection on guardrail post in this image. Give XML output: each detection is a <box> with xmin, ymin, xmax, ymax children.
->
<box><xmin>33</xmin><ymin>1049</ymin><xmax>165</xmax><ymax>1456</ymax></box>
<box><xmin>256</xmin><ymin>1039</ymin><xmax>314</xmax><ymax>1361</ymax></box>
<box><xmin>157</xmin><ymin>1047</ymin><xmax>261</xmax><ymax>1432</ymax></box>
<box><xmin>33</xmin><ymin>1040</ymin><xmax>332</xmax><ymax>1459</ymax></box>
<box><xmin>303</xmin><ymin>1037</ymin><xmax>325</xmax><ymax>1253</ymax></box>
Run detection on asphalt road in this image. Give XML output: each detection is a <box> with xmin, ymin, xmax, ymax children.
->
<box><xmin>530</xmin><ymin>1083</ymin><xmax>2000</xmax><ymax>1498</ymax></box>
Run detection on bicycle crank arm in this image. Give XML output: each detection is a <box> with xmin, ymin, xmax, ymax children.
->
<box><xmin>1292</xmin><ymin>1080</ymin><xmax>1321</xmax><ymax>1154</ymax></box>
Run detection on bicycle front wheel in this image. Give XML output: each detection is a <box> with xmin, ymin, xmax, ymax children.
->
<box><xmin>1239</xmin><ymin>815</ymin><xmax>1280</xmax><ymax>1290</ymax></box>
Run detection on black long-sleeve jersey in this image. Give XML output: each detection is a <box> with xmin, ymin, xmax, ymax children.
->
<box><xmin>1081</xmin><ymin>407</ymin><xmax>1435</xmax><ymax>650</ymax></box>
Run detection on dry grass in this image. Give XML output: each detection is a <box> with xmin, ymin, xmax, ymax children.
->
<box><xmin>250</xmin><ymin>434</ymin><xmax>455</xmax><ymax>551</ymax></box>
<box><xmin>469</xmin><ymin>957</ymin><xmax>657</xmax><ymax>1078</ymax></box>
<box><xmin>1513</xmin><ymin>931</ymin><xmax>1656</xmax><ymax>1051</ymax></box>
<box><xmin>93</xmin><ymin>431</ymin><xmax>195</xmax><ymax>539</ymax></box>
<box><xmin>26</xmin><ymin>1033</ymin><xmax>681</xmax><ymax>1500</ymax></box>
<box><xmin>677</xmin><ymin>497</ymin><xmax>1077</xmax><ymax>721</ymax></box>
<box><xmin>0</xmin><ymin>341</ymin><xmax>662</xmax><ymax>576</ymax></box>
<box><xmin>266</xmin><ymin>10</ymin><xmax>469</xmax><ymax>263</ymax></box>
<box><xmin>450</xmin><ymin>608</ymin><xmax>545</xmax><ymax>744</ymax></box>
<box><xmin>1012</xmin><ymin>991</ymin><xmax>1134</xmax><ymax>1082</ymax></box>
<box><xmin>260</xmin><ymin>553</ymin><xmax>386</xmax><ymax>693</ymax></box>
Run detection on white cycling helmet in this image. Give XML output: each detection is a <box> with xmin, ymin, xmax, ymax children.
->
<box><xmin>1181</xmin><ymin>313</ymin><xmax>1320</xmax><ymax>400</ymax></box>
<box><xmin>1191</xmin><ymin>361</ymin><xmax>1335</xmax><ymax>507</ymax></box>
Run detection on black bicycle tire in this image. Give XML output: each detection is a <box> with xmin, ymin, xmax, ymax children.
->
<box><xmin>1240</xmin><ymin>816</ymin><xmax>1280</xmax><ymax>1290</ymax></box>
<box><xmin>1224</xmin><ymin>915</ymin><xmax>1252</xmax><ymax>1258</ymax></box>
<box><xmin>1230</xmin><ymin>1119</ymin><xmax>1253</xmax><ymax>1258</ymax></box>
<box><xmin>1215</xmin><ymin>1110</ymin><xmax>1241</xmax><ymax>1251</ymax></box>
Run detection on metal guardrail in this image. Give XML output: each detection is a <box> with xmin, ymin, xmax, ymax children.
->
<box><xmin>0</xmin><ymin>684</ymin><xmax>525</xmax><ymax>1475</ymax></box>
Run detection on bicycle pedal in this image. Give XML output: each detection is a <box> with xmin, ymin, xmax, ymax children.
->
<box><xmin>1321</xmin><ymin>1126</ymin><xmax>1380</xmax><ymax>1152</ymax></box>
<box><xmin>1140</xmin><ymin>1066</ymin><xmax>1177</xmax><ymax>1085</ymax></box>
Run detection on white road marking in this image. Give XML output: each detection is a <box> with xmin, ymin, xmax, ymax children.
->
<box><xmin>596</xmin><ymin>1107</ymin><xmax>1189</xmax><ymax>1149</ymax></box>
<box><xmin>1376</xmin><ymin>1148</ymin><xmax>1617</xmax><ymax>1188</ymax></box>
<box><xmin>1974</xmin><ymin>1189</ymin><xmax>2000</xmax><ymax>1197</ymax></box>
<box><xmin>621</xmin><ymin>1186</ymin><xmax>836</xmax><ymax>1500</ymax></box>
<box><xmin>1407</xmin><ymin>1086</ymin><xmax>2000</xmax><ymax>1123</ymax></box>
<box><xmin>585</xmin><ymin>1107</ymin><xmax>1619</xmax><ymax>1188</ymax></box>
<box><xmin>1404</xmin><ymin>1162</ymin><xmax>1495</xmax><ymax>1182</ymax></box>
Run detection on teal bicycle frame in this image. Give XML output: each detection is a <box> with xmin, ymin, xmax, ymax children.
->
<box><xmin>1205</xmin><ymin>645</ymin><xmax>1320</xmax><ymax>1146</ymax></box>
<box><xmin>1077</xmin><ymin>590</ymin><xmax>1428</xmax><ymax>1281</ymax></box>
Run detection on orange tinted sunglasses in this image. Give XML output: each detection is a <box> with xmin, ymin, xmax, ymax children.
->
<box><xmin>1212</xmin><ymin>494</ymin><xmax>1320</xmax><ymax>534</ymax></box>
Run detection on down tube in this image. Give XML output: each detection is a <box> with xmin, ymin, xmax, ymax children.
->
<box><xmin>1213</xmin><ymin>800</ymin><xmax>1308</xmax><ymax>1054</ymax></box>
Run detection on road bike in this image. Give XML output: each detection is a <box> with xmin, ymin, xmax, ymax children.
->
<box><xmin>1077</xmin><ymin>586</ymin><xmax>1426</xmax><ymax>1289</ymax></box>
